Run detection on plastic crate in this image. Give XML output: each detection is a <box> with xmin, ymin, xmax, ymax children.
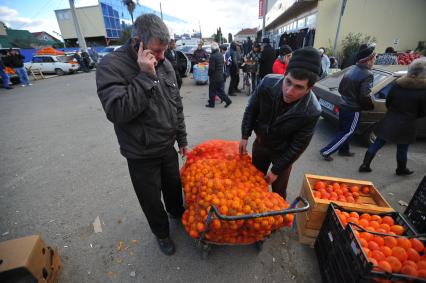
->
<box><xmin>345</xmin><ymin>224</ymin><xmax>426</xmax><ymax>282</ymax></box>
<box><xmin>405</xmin><ymin>176</ymin><xmax>426</xmax><ymax>234</ymax></box>
<box><xmin>315</xmin><ymin>203</ymin><xmax>422</xmax><ymax>283</ymax></box>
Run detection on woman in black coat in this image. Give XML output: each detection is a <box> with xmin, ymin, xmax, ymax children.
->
<box><xmin>359</xmin><ymin>58</ymin><xmax>426</xmax><ymax>175</ymax></box>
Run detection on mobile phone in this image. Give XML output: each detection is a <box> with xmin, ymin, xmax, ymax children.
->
<box><xmin>134</xmin><ymin>41</ymin><xmax>144</xmax><ymax>52</ymax></box>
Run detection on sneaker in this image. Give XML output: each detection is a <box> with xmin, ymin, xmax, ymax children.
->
<box><xmin>225</xmin><ymin>101</ymin><xmax>232</xmax><ymax>108</ymax></box>
<box><xmin>28</xmin><ymin>83</ymin><xmax>33</xmax><ymax>86</ymax></box>
<box><xmin>21</xmin><ymin>85</ymin><xmax>26</xmax><ymax>87</ymax></box>
<box><xmin>320</xmin><ymin>152</ymin><xmax>333</xmax><ymax>161</ymax></box>
<box><xmin>156</xmin><ymin>237</ymin><xmax>175</xmax><ymax>255</ymax></box>
<box><xmin>338</xmin><ymin>151</ymin><xmax>355</xmax><ymax>157</ymax></box>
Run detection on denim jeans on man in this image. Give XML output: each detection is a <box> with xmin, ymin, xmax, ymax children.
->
<box><xmin>367</xmin><ymin>137</ymin><xmax>409</xmax><ymax>163</ymax></box>
<box><xmin>14</xmin><ymin>67</ymin><xmax>30</xmax><ymax>85</ymax></box>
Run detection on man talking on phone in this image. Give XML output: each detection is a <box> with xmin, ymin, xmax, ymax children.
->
<box><xmin>96</xmin><ymin>14</ymin><xmax>188</xmax><ymax>256</ymax></box>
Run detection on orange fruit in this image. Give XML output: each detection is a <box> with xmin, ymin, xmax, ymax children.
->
<box><xmin>417</xmin><ymin>260</ymin><xmax>426</xmax><ymax>270</ymax></box>
<box><xmin>349</xmin><ymin>212</ymin><xmax>360</xmax><ymax>219</ymax></box>
<box><xmin>360</xmin><ymin>213</ymin><xmax>371</xmax><ymax>221</ymax></box>
<box><xmin>397</xmin><ymin>237</ymin><xmax>412</xmax><ymax>249</ymax></box>
<box><xmin>363</xmin><ymin>247</ymin><xmax>372</xmax><ymax>257</ymax></box>
<box><xmin>347</xmin><ymin>217</ymin><xmax>359</xmax><ymax>225</ymax></box>
<box><xmin>384</xmin><ymin>236</ymin><xmax>398</xmax><ymax>248</ymax></box>
<box><xmin>350</xmin><ymin>185</ymin><xmax>360</xmax><ymax>193</ymax></box>
<box><xmin>370</xmin><ymin>215</ymin><xmax>382</xmax><ymax>224</ymax></box>
<box><xmin>352</xmin><ymin>192</ymin><xmax>360</xmax><ymax>199</ymax></box>
<box><xmin>377</xmin><ymin>260</ymin><xmax>392</xmax><ymax>273</ymax></box>
<box><xmin>386</xmin><ymin>256</ymin><xmax>402</xmax><ymax>273</ymax></box>
<box><xmin>359</xmin><ymin>238</ymin><xmax>368</xmax><ymax>247</ymax></box>
<box><xmin>372</xmin><ymin>236</ymin><xmax>385</xmax><ymax>247</ymax></box>
<box><xmin>381</xmin><ymin>216</ymin><xmax>395</xmax><ymax>226</ymax></box>
<box><xmin>368</xmin><ymin>241</ymin><xmax>380</xmax><ymax>251</ymax></box>
<box><xmin>379</xmin><ymin>223</ymin><xmax>391</xmax><ymax>232</ymax></box>
<box><xmin>407</xmin><ymin>248</ymin><xmax>421</xmax><ymax>262</ymax></box>
<box><xmin>332</xmin><ymin>182</ymin><xmax>340</xmax><ymax>191</ymax></box>
<box><xmin>359</xmin><ymin>219</ymin><xmax>370</xmax><ymax>228</ymax></box>
<box><xmin>370</xmin><ymin>221</ymin><xmax>381</xmax><ymax>229</ymax></box>
<box><xmin>410</xmin><ymin>238</ymin><xmax>425</xmax><ymax>252</ymax></box>
<box><xmin>418</xmin><ymin>269</ymin><xmax>426</xmax><ymax>278</ymax></box>
<box><xmin>401</xmin><ymin>265</ymin><xmax>417</xmax><ymax>276</ymax></box>
<box><xmin>369</xmin><ymin>258</ymin><xmax>378</xmax><ymax>266</ymax></box>
<box><xmin>360</xmin><ymin>232</ymin><xmax>373</xmax><ymax>242</ymax></box>
<box><xmin>326</xmin><ymin>185</ymin><xmax>334</xmax><ymax>193</ymax></box>
<box><xmin>361</xmin><ymin>186</ymin><xmax>370</xmax><ymax>194</ymax></box>
<box><xmin>346</xmin><ymin>196</ymin><xmax>355</xmax><ymax>203</ymax></box>
<box><xmin>392</xmin><ymin>246</ymin><xmax>408</xmax><ymax>262</ymax></box>
<box><xmin>381</xmin><ymin>246</ymin><xmax>392</xmax><ymax>257</ymax></box>
<box><xmin>314</xmin><ymin>181</ymin><xmax>326</xmax><ymax>190</ymax></box>
<box><xmin>390</xmin><ymin>225</ymin><xmax>405</xmax><ymax>235</ymax></box>
<box><xmin>371</xmin><ymin>250</ymin><xmax>386</xmax><ymax>261</ymax></box>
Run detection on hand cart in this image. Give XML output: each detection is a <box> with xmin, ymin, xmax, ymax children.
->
<box><xmin>195</xmin><ymin>196</ymin><xmax>310</xmax><ymax>259</ymax></box>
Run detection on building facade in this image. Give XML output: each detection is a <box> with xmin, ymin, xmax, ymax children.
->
<box><xmin>234</xmin><ymin>28</ymin><xmax>257</xmax><ymax>43</ymax></box>
<box><xmin>55</xmin><ymin>0</ymin><xmax>187</xmax><ymax>46</ymax></box>
<box><xmin>262</xmin><ymin>0</ymin><xmax>426</xmax><ymax>55</ymax></box>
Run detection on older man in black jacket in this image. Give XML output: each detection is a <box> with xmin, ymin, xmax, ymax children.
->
<box><xmin>96</xmin><ymin>14</ymin><xmax>187</xmax><ymax>256</ymax></box>
<box><xmin>320</xmin><ymin>44</ymin><xmax>376</xmax><ymax>161</ymax></box>
<box><xmin>240</xmin><ymin>47</ymin><xmax>322</xmax><ymax>199</ymax></box>
<box><xmin>206</xmin><ymin>42</ymin><xmax>232</xmax><ymax>108</ymax></box>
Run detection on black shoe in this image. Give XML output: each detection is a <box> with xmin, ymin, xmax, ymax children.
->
<box><xmin>205</xmin><ymin>104</ymin><xmax>214</xmax><ymax>108</ymax></box>
<box><xmin>396</xmin><ymin>160</ymin><xmax>414</xmax><ymax>176</ymax></box>
<box><xmin>156</xmin><ymin>237</ymin><xmax>175</xmax><ymax>255</ymax></box>
<box><xmin>396</xmin><ymin>168</ymin><xmax>414</xmax><ymax>176</ymax></box>
<box><xmin>359</xmin><ymin>152</ymin><xmax>375</xmax><ymax>172</ymax></box>
<box><xmin>4</xmin><ymin>86</ymin><xmax>13</xmax><ymax>89</ymax></box>
<box><xmin>320</xmin><ymin>152</ymin><xmax>333</xmax><ymax>161</ymax></box>
<box><xmin>228</xmin><ymin>92</ymin><xmax>237</xmax><ymax>96</ymax></box>
<box><xmin>225</xmin><ymin>101</ymin><xmax>232</xmax><ymax>108</ymax></box>
<box><xmin>338</xmin><ymin>151</ymin><xmax>355</xmax><ymax>157</ymax></box>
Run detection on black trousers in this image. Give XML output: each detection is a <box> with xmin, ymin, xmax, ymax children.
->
<box><xmin>127</xmin><ymin>147</ymin><xmax>185</xmax><ymax>239</ymax></box>
<box><xmin>252</xmin><ymin>138</ymin><xmax>292</xmax><ymax>199</ymax></box>
<box><xmin>228</xmin><ymin>70</ymin><xmax>239</xmax><ymax>94</ymax></box>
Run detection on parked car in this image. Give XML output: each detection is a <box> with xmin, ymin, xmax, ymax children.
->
<box><xmin>313</xmin><ymin>65</ymin><xmax>426</xmax><ymax>146</ymax></box>
<box><xmin>97</xmin><ymin>45</ymin><xmax>122</xmax><ymax>62</ymax></box>
<box><xmin>24</xmin><ymin>55</ymin><xmax>79</xmax><ymax>75</ymax></box>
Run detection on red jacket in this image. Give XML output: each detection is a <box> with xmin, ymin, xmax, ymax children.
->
<box><xmin>272</xmin><ymin>59</ymin><xmax>287</xmax><ymax>75</ymax></box>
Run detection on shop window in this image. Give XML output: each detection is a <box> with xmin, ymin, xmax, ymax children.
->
<box><xmin>307</xmin><ymin>14</ymin><xmax>317</xmax><ymax>27</ymax></box>
<box><xmin>297</xmin><ymin>18</ymin><xmax>305</xmax><ymax>29</ymax></box>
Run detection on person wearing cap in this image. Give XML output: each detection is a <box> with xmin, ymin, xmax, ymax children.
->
<box><xmin>259</xmin><ymin>38</ymin><xmax>276</xmax><ymax>79</ymax></box>
<box><xmin>359</xmin><ymin>58</ymin><xmax>426</xmax><ymax>175</ymax></box>
<box><xmin>320</xmin><ymin>44</ymin><xmax>376</xmax><ymax>161</ymax></box>
<box><xmin>239</xmin><ymin>47</ymin><xmax>322</xmax><ymax>199</ymax></box>
<box><xmin>272</xmin><ymin>44</ymin><xmax>292</xmax><ymax>75</ymax></box>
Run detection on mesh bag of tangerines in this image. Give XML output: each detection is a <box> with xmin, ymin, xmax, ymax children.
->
<box><xmin>180</xmin><ymin>140</ymin><xmax>293</xmax><ymax>244</ymax></box>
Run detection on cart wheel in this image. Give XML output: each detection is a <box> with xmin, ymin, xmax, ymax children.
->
<box><xmin>254</xmin><ymin>240</ymin><xmax>264</xmax><ymax>252</ymax></box>
<box><xmin>200</xmin><ymin>243</ymin><xmax>211</xmax><ymax>260</ymax></box>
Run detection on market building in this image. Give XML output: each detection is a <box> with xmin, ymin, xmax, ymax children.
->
<box><xmin>262</xmin><ymin>0</ymin><xmax>426</xmax><ymax>54</ymax></box>
<box><xmin>54</xmin><ymin>0</ymin><xmax>187</xmax><ymax>46</ymax></box>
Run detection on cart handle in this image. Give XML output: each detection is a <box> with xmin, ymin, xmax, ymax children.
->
<box><xmin>208</xmin><ymin>196</ymin><xmax>310</xmax><ymax>221</ymax></box>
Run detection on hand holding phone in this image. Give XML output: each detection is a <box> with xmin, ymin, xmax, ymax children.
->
<box><xmin>136</xmin><ymin>42</ymin><xmax>157</xmax><ymax>76</ymax></box>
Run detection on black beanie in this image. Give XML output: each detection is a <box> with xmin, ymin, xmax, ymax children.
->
<box><xmin>279</xmin><ymin>44</ymin><xmax>292</xmax><ymax>56</ymax></box>
<box><xmin>356</xmin><ymin>45</ymin><xmax>375</xmax><ymax>62</ymax></box>
<box><xmin>286</xmin><ymin>47</ymin><xmax>321</xmax><ymax>76</ymax></box>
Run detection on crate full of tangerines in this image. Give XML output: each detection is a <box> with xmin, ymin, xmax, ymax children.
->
<box><xmin>315</xmin><ymin>203</ymin><xmax>426</xmax><ymax>282</ymax></box>
<box><xmin>180</xmin><ymin>140</ymin><xmax>309</xmax><ymax>245</ymax></box>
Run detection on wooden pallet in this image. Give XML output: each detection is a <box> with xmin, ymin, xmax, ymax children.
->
<box><xmin>297</xmin><ymin>174</ymin><xmax>394</xmax><ymax>246</ymax></box>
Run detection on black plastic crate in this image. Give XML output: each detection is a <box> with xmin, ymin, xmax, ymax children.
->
<box><xmin>345</xmin><ymin>224</ymin><xmax>426</xmax><ymax>282</ymax></box>
<box><xmin>314</xmin><ymin>203</ymin><xmax>417</xmax><ymax>272</ymax></box>
<box><xmin>405</xmin><ymin>176</ymin><xmax>426</xmax><ymax>234</ymax></box>
<box><xmin>315</xmin><ymin>203</ymin><xmax>421</xmax><ymax>283</ymax></box>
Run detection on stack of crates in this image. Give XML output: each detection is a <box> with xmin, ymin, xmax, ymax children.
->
<box><xmin>314</xmin><ymin>176</ymin><xmax>426</xmax><ymax>283</ymax></box>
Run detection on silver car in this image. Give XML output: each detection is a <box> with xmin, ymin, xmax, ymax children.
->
<box><xmin>313</xmin><ymin>65</ymin><xmax>426</xmax><ymax>146</ymax></box>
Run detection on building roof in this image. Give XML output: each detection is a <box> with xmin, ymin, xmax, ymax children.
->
<box><xmin>0</xmin><ymin>28</ymin><xmax>58</xmax><ymax>48</ymax></box>
<box><xmin>235</xmin><ymin>28</ymin><xmax>257</xmax><ymax>36</ymax></box>
<box><xmin>31</xmin><ymin>31</ymin><xmax>61</xmax><ymax>42</ymax></box>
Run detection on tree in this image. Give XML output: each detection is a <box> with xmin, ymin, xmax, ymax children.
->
<box><xmin>122</xmin><ymin>0</ymin><xmax>136</xmax><ymax>24</ymax></box>
<box><xmin>228</xmin><ymin>33</ymin><xmax>233</xmax><ymax>43</ymax></box>
<box><xmin>217</xmin><ymin>27</ymin><xmax>223</xmax><ymax>44</ymax></box>
<box><xmin>117</xmin><ymin>27</ymin><xmax>132</xmax><ymax>44</ymax></box>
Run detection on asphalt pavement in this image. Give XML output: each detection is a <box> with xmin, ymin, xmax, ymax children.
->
<box><xmin>0</xmin><ymin>72</ymin><xmax>425</xmax><ymax>283</ymax></box>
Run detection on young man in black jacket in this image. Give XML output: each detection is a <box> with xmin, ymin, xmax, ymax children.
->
<box><xmin>320</xmin><ymin>45</ymin><xmax>376</xmax><ymax>161</ymax></box>
<box><xmin>240</xmin><ymin>47</ymin><xmax>322</xmax><ymax>199</ymax></box>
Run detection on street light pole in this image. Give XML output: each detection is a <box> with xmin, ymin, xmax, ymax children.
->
<box><xmin>261</xmin><ymin>0</ymin><xmax>268</xmax><ymax>39</ymax></box>
<box><xmin>333</xmin><ymin>0</ymin><xmax>347</xmax><ymax>57</ymax></box>
<box><xmin>69</xmin><ymin>0</ymin><xmax>88</xmax><ymax>51</ymax></box>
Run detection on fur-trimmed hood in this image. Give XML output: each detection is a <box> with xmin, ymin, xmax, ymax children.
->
<box><xmin>396</xmin><ymin>76</ymin><xmax>426</xmax><ymax>89</ymax></box>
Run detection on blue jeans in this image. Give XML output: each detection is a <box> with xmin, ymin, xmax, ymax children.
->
<box><xmin>0</xmin><ymin>68</ymin><xmax>10</xmax><ymax>88</ymax></box>
<box><xmin>321</xmin><ymin>109</ymin><xmax>360</xmax><ymax>155</ymax></box>
<box><xmin>14</xmin><ymin>67</ymin><xmax>30</xmax><ymax>85</ymax></box>
<box><xmin>367</xmin><ymin>137</ymin><xmax>409</xmax><ymax>162</ymax></box>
